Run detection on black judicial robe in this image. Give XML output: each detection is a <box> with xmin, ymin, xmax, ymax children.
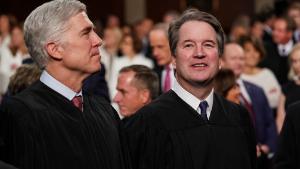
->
<box><xmin>0</xmin><ymin>81</ymin><xmax>128</xmax><ymax>169</ymax></box>
<box><xmin>274</xmin><ymin>101</ymin><xmax>300</xmax><ymax>169</ymax></box>
<box><xmin>124</xmin><ymin>90</ymin><xmax>257</xmax><ymax>169</ymax></box>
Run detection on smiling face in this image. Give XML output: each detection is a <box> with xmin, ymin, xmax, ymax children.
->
<box><xmin>174</xmin><ymin>20</ymin><xmax>220</xmax><ymax>90</ymax></box>
<box><xmin>57</xmin><ymin>11</ymin><xmax>102</xmax><ymax>76</ymax></box>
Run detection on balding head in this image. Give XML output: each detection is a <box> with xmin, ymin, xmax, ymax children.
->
<box><xmin>221</xmin><ymin>43</ymin><xmax>245</xmax><ymax>77</ymax></box>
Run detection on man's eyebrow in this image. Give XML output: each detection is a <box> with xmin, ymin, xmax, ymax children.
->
<box><xmin>182</xmin><ymin>39</ymin><xmax>194</xmax><ymax>43</ymax></box>
<box><xmin>79</xmin><ymin>24</ymin><xmax>94</xmax><ymax>35</ymax></box>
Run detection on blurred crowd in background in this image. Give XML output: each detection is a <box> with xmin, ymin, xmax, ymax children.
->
<box><xmin>1</xmin><ymin>1</ymin><xmax>300</xmax><ymax>168</ymax></box>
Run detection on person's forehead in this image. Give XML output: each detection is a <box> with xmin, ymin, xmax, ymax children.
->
<box><xmin>67</xmin><ymin>11</ymin><xmax>92</xmax><ymax>27</ymax></box>
<box><xmin>178</xmin><ymin>20</ymin><xmax>216</xmax><ymax>40</ymax></box>
<box><xmin>150</xmin><ymin>29</ymin><xmax>167</xmax><ymax>39</ymax></box>
<box><xmin>224</xmin><ymin>45</ymin><xmax>244</xmax><ymax>58</ymax></box>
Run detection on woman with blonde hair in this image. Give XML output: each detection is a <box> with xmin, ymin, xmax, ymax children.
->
<box><xmin>277</xmin><ymin>43</ymin><xmax>300</xmax><ymax>132</ymax></box>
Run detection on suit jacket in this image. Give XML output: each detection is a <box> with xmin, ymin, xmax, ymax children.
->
<box><xmin>83</xmin><ymin>63</ymin><xmax>110</xmax><ymax>102</ymax></box>
<box><xmin>274</xmin><ymin>101</ymin><xmax>300</xmax><ymax>169</ymax></box>
<box><xmin>124</xmin><ymin>90</ymin><xmax>256</xmax><ymax>169</ymax></box>
<box><xmin>260</xmin><ymin>40</ymin><xmax>294</xmax><ymax>85</ymax></box>
<box><xmin>0</xmin><ymin>81</ymin><xmax>128</xmax><ymax>169</ymax></box>
<box><xmin>153</xmin><ymin>65</ymin><xmax>164</xmax><ymax>94</ymax></box>
<box><xmin>243</xmin><ymin>80</ymin><xmax>277</xmax><ymax>152</ymax></box>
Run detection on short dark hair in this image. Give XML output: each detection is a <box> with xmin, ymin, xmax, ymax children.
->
<box><xmin>214</xmin><ymin>69</ymin><xmax>237</xmax><ymax>97</ymax></box>
<box><xmin>168</xmin><ymin>8</ymin><xmax>225</xmax><ymax>57</ymax></box>
<box><xmin>238</xmin><ymin>35</ymin><xmax>266</xmax><ymax>60</ymax></box>
<box><xmin>119</xmin><ymin>65</ymin><xmax>159</xmax><ymax>100</ymax></box>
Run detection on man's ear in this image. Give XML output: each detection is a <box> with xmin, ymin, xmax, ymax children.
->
<box><xmin>140</xmin><ymin>89</ymin><xmax>151</xmax><ymax>104</ymax></box>
<box><xmin>218</xmin><ymin>59</ymin><xmax>222</xmax><ymax>70</ymax></box>
<box><xmin>171</xmin><ymin>56</ymin><xmax>176</xmax><ymax>69</ymax></box>
<box><xmin>45</xmin><ymin>42</ymin><xmax>63</xmax><ymax>60</ymax></box>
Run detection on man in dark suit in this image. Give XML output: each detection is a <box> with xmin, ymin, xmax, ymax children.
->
<box><xmin>274</xmin><ymin>101</ymin><xmax>300</xmax><ymax>169</ymax></box>
<box><xmin>83</xmin><ymin>63</ymin><xmax>110</xmax><ymax>102</ymax></box>
<box><xmin>149</xmin><ymin>23</ymin><xmax>175</xmax><ymax>93</ymax></box>
<box><xmin>0</xmin><ymin>0</ymin><xmax>128</xmax><ymax>169</ymax></box>
<box><xmin>260</xmin><ymin>16</ymin><xmax>296</xmax><ymax>85</ymax></box>
<box><xmin>221</xmin><ymin>43</ymin><xmax>277</xmax><ymax>159</ymax></box>
<box><xmin>113</xmin><ymin>65</ymin><xmax>159</xmax><ymax>118</ymax></box>
<box><xmin>124</xmin><ymin>9</ymin><xmax>256</xmax><ymax>169</ymax></box>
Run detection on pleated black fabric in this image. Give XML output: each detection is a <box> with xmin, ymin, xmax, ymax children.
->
<box><xmin>0</xmin><ymin>81</ymin><xmax>128</xmax><ymax>169</ymax></box>
<box><xmin>124</xmin><ymin>90</ymin><xmax>257</xmax><ymax>169</ymax></box>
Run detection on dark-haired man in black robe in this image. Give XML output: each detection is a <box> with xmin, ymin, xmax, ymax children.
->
<box><xmin>0</xmin><ymin>0</ymin><xmax>128</xmax><ymax>169</ymax></box>
<box><xmin>124</xmin><ymin>9</ymin><xmax>256</xmax><ymax>169</ymax></box>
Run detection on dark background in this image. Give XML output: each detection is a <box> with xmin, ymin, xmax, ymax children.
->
<box><xmin>0</xmin><ymin>0</ymin><xmax>295</xmax><ymax>33</ymax></box>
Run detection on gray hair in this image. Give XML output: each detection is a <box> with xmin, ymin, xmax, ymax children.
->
<box><xmin>150</xmin><ymin>22</ymin><xmax>169</xmax><ymax>38</ymax></box>
<box><xmin>24</xmin><ymin>0</ymin><xmax>86</xmax><ymax>68</ymax></box>
<box><xmin>168</xmin><ymin>8</ymin><xmax>225</xmax><ymax>57</ymax></box>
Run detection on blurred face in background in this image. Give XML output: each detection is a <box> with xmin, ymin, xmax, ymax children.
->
<box><xmin>120</xmin><ymin>35</ymin><xmax>135</xmax><ymax>56</ymax></box>
<box><xmin>221</xmin><ymin>44</ymin><xmax>245</xmax><ymax>77</ymax></box>
<box><xmin>11</xmin><ymin>26</ymin><xmax>25</xmax><ymax>48</ymax></box>
<box><xmin>272</xmin><ymin>19</ymin><xmax>292</xmax><ymax>44</ymax></box>
<box><xmin>251</xmin><ymin>21</ymin><xmax>264</xmax><ymax>39</ymax></box>
<box><xmin>103</xmin><ymin>28</ymin><xmax>121</xmax><ymax>48</ymax></box>
<box><xmin>149</xmin><ymin>29</ymin><xmax>173</xmax><ymax>66</ymax></box>
<box><xmin>243</xmin><ymin>42</ymin><xmax>261</xmax><ymax>68</ymax></box>
<box><xmin>288</xmin><ymin>8</ymin><xmax>300</xmax><ymax>29</ymax></box>
<box><xmin>291</xmin><ymin>49</ymin><xmax>300</xmax><ymax>76</ymax></box>
<box><xmin>0</xmin><ymin>15</ymin><xmax>9</xmax><ymax>34</ymax></box>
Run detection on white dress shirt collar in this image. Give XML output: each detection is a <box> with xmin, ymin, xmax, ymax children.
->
<box><xmin>173</xmin><ymin>79</ymin><xmax>214</xmax><ymax>119</ymax></box>
<box><xmin>40</xmin><ymin>70</ymin><xmax>82</xmax><ymax>101</ymax></box>
<box><xmin>237</xmin><ymin>78</ymin><xmax>252</xmax><ymax>103</ymax></box>
<box><xmin>278</xmin><ymin>40</ymin><xmax>294</xmax><ymax>56</ymax></box>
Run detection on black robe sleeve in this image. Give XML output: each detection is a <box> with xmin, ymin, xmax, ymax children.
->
<box><xmin>0</xmin><ymin>98</ymin><xmax>50</xmax><ymax>168</ymax></box>
<box><xmin>123</xmin><ymin>110</ymin><xmax>174</xmax><ymax>169</ymax></box>
<box><xmin>274</xmin><ymin>102</ymin><xmax>300</xmax><ymax>169</ymax></box>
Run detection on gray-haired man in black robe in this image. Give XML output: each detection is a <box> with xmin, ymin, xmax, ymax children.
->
<box><xmin>0</xmin><ymin>0</ymin><xmax>129</xmax><ymax>169</ymax></box>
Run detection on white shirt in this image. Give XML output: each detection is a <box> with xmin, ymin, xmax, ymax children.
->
<box><xmin>241</xmin><ymin>68</ymin><xmax>281</xmax><ymax>109</ymax></box>
<box><xmin>278</xmin><ymin>40</ymin><xmax>294</xmax><ymax>56</ymax></box>
<box><xmin>237</xmin><ymin>78</ymin><xmax>252</xmax><ymax>104</ymax></box>
<box><xmin>40</xmin><ymin>70</ymin><xmax>82</xmax><ymax>101</ymax></box>
<box><xmin>0</xmin><ymin>46</ymin><xmax>22</xmax><ymax>94</ymax></box>
<box><xmin>172</xmin><ymin>79</ymin><xmax>214</xmax><ymax>119</ymax></box>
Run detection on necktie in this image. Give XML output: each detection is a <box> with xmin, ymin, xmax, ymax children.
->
<box><xmin>72</xmin><ymin>96</ymin><xmax>83</xmax><ymax>112</ymax></box>
<box><xmin>240</xmin><ymin>94</ymin><xmax>255</xmax><ymax>125</ymax></box>
<box><xmin>282</xmin><ymin>48</ymin><xmax>286</xmax><ymax>56</ymax></box>
<box><xmin>163</xmin><ymin>65</ymin><xmax>171</xmax><ymax>92</ymax></box>
<box><xmin>199</xmin><ymin>101</ymin><xmax>208</xmax><ymax>122</ymax></box>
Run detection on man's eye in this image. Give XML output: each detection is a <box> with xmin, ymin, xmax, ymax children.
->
<box><xmin>204</xmin><ymin>43</ymin><xmax>214</xmax><ymax>48</ymax></box>
<box><xmin>184</xmin><ymin>44</ymin><xmax>194</xmax><ymax>48</ymax></box>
